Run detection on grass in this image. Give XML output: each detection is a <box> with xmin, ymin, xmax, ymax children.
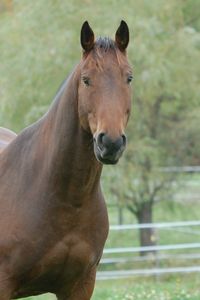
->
<box><xmin>93</xmin><ymin>277</ymin><xmax>200</xmax><ymax>300</ymax></box>
<box><xmin>19</xmin><ymin>275</ymin><xmax>200</xmax><ymax>300</ymax></box>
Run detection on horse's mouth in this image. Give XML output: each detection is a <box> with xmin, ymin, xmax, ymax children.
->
<box><xmin>93</xmin><ymin>141</ymin><xmax>123</xmax><ymax>165</ymax></box>
<box><xmin>95</xmin><ymin>151</ymin><xmax>119</xmax><ymax>165</ymax></box>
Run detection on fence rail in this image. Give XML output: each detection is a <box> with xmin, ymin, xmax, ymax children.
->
<box><xmin>104</xmin><ymin>243</ymin><xmax>200</xmax><ymax>254</ymax></box>
<box><xmin>98</xmin><ymin>220</ymin><xmax>200</xmax><ymax>280</ymax></box>
<box><xmin>97</xmin><ymin>266</ymin><xmax>200</xmax><ymax>280</ymax></box>
<box><xmin>160</xmin><ymin>166</ymin><xmax>200</xmax><ymax>173</ymax></box>
<box><xmin>110</xmin><ymin>220</ymin><xmax>200</xmax><ymax>230</ymax></box>
<box><xmin>101</xmin><ymin>253</ymin><xmax>200</xmax><ymax>264</ymax></box>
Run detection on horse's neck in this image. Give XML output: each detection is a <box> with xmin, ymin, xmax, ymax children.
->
<box><xmin>42</xmin><ymin>71</ymin><xmax>102</xmax><ymax>201</ymax></box>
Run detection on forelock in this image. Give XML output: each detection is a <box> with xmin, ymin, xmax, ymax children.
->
<box><xmin>82</xmin><ymin>37</ymin><xmax>127</xmax><ymax>69</ymax></box>
<box><xmin>95</xmin><ymin>37</ymin><xmax>116</xmax><ymax>52</ymax></box>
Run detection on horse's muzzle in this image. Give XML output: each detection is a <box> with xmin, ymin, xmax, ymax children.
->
<box><xmin>93</xmin><ymin>133</ymin><xmax>126</xmax><ymax>165</ymax></box>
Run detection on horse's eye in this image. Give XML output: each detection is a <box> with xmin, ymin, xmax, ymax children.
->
<box><xmin>127</xmin><ymin>75</ymin><xmax>133</xmax><ymax>84</ymax></box>
<box><xmin>82</xmin><ymin>77</ymin><xmax>90</xmax><ymax>86</ymax></box>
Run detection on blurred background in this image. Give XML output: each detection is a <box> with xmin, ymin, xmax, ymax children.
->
<box><xmin>0</xmin><ymin>0</ymin><xmax>200</xmax><ymax>299</ymax></box>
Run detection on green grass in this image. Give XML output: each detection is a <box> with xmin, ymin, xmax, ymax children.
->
<box><xmin>20</xmin><ymin>276</ymin><xmax>200</xmax><ymax>300</ymax></box>
<box><xmin>93</xmin><ymin>277</ymin><xmax>200</xmax><ymax>300</ymax></box>
<box><xmin>93</xmin><ymin>278</ymin><xmax>200</xmax><ymax>300</ymax></box>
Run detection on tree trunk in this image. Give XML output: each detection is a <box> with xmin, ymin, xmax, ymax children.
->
<box><xmin>136</xmin><ymin>202</ymin><xmax>157</xmax><ymax>256</ymax></box>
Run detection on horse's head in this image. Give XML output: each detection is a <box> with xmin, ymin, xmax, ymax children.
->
<box><xmin>78</xmin><ymin>21</ymin><xmax>132</xmax><ymax>165</ymax></box>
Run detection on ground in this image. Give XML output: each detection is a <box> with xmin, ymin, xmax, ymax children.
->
<box><xmin>19</xmin><ymin>275</ymin><xmax>200</xmax><ymax>300</ymax></box>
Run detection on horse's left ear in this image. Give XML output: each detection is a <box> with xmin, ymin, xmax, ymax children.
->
<box><xmin>115</xmin><ymin>20</ymin><xmax>129</xmax><ymax>51</ymax></box>
<box><xmin>81</xmin><ymin>21</ymin><xmax>95</xmax><ymax>52</ymax></box>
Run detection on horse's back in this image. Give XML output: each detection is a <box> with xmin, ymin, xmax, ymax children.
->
<box><xmin>0</xmin><ymin>127</ymin><xmax>17</xmax><ymax>154</ymax></box>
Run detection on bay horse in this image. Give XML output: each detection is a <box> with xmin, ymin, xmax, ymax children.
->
<box><xmin>0</xmin><ymin>21</ymin><xmax>132</xmax><ymax>299</ymax></box>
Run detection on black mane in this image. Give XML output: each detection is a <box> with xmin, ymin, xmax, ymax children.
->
<box><xmin>95</xmin><ymin>37</ymin><xmax>116</xmax><ymax>51</ymax></box>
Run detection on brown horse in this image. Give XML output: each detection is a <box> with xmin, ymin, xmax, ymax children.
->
<box><xmin>0</xmin><ymin>21</ymin><xmax>132</xmax><ymax>299</ymax></box>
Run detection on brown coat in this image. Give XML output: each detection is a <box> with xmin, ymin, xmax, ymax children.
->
<box><xmin>0</xmin><ymin>21</ymin><xmax>132</xmax><ymax>300</ymax></box>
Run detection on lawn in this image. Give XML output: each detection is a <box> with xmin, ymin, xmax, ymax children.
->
<box><xmin>93</xmin><ymin>277</ymin><xmax>200</xmax><ymax>300</ymax></box>
<box><xmin>20</xmin><ymin>275</ymin><xmax>200</xmax><ymax>300</ymax></box>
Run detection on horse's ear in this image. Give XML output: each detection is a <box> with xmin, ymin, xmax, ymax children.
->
<box><xmin>81</xmin><ymin>21</ymin><xmax>95</xmax><ymax>52</ymax></box>
<box><xmin>115</xmin><ymin>20</ymin><xmax>129</xmax><ymax>51</ymax></box>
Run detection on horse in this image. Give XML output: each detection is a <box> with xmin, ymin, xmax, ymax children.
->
<box><xmin>0</xmin><ymin>20</ymin><xmax>132</xmax><ymax>299</ymax></box>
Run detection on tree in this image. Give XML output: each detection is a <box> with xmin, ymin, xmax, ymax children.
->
<box><xmin>103</xmin><ymin>1</ymin><xmax>200</xmax><ymax>254</ymax></box>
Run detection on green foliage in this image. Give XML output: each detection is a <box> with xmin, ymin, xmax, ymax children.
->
<box><xmin>109</xmin><ymin>1</ymin><xmax>200</xmax><ymax>216</ymax></box>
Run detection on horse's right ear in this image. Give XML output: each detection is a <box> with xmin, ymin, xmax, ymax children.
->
<box><xmin>115</xmin><ymin>20</ymin><xmax>129</xmax><ymax>51</ymax></box>
<box><xmin>81</xmin><ymin>21</ymin><xmax>95</xmax><ymax>52</ymax></box>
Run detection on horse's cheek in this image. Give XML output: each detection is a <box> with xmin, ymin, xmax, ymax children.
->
<box><xmin>78</xmin><ymin>106</ymin><xmax>90</xmax><ymax>132</ymax></box>
<box><xmin>87</xmin><ymin>112</ymin><xmax>97</xmax><ymax>135</ymax></box>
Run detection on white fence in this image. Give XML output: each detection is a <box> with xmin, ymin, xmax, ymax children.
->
<box><xmin>161</xmin><ymin>166</ymin><xmax>200</xmax><ymax>173</ymax></box>
<box><xmin>97</xmin><ymin>266</ymin><xmax>200</xmax><ymax>280</ymax></box>
<box><xmin>97</xmin><ymin>221</ymin><xmax>200</xmax><ymax>280</ymax></box>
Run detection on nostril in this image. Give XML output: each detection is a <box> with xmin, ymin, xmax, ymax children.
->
<box><xmin>122</xmin><ymin>134</ymin><xmax>127</xmax><ymax>146</ymax></box>
<box><xmin>97</xmin><ymin>132</ymin><xmax>105</xmax><ymax>150</ymax></box>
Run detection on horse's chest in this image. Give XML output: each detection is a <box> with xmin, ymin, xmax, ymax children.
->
<box><xmin>15</xmin><ymin>235</ymin><xmax>98</xmax><ymax>297</ymax></box>
<box><xmin>14</xmin><ymin>200</ymin><xmax>108</xmax><ymax>296</ymax></box>
<box><xmin>46</xmin><ymin>235</ymin><xmax>98</xmax><ymax>275</ymax></box>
